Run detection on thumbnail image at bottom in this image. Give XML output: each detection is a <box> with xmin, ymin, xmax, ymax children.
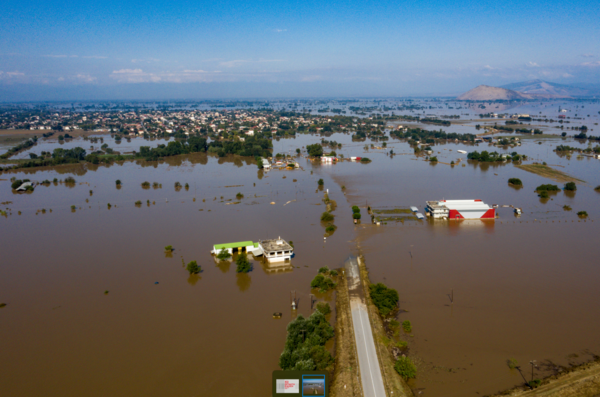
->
<box><xmin>302</xmin><ymin>375</ymin><xmax>325</xmax><ymax>396</ymax></box>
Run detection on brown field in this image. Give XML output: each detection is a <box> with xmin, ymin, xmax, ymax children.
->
<box><xmin>514</xmin><ymin>164</ymin><xmax>585</xmax><ymax>184</ymax></box>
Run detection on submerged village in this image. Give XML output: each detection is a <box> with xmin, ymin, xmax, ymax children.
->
<box><xmin>2</xmin><ymin>97</ymin><xmax>600</xmax><ymax>397</ymax></box>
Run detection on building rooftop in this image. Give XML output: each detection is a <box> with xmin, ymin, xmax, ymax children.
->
<box><xmin>260</xmin><ymin>238</ymin><xmax>293</xmax><ymax>252</ymax></box>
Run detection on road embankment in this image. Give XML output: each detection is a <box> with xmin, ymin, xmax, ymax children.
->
<box><xmin>357</xmin><ymin>255</ymin><xmax>414</xmax><ymax>397</ymax></box>
<box><xmin>330</xmin><ymin>267</ymin><xmax>363</xmax><ymax>397</ymax></box>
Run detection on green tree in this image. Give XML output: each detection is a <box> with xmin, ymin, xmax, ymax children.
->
<box><xmin>186</xmin><ymin>260</ymin><xmax>201</xmax><ymax>275</ymax></box>
<box><xmin>564</xmin><ymin>182</ymin><xmax>577</xmax><ymax>191</ymax></box>
<box><xmin>317</xmin><ymin>178</ymin><xmax>324</xmax><ymax>186</ymax></box>
<box><xmin>236</xmin><ymin>253</ymin><xmax>252</xmax><ymax>273</ymax></box>
<box><xmin>306</xmin><ymin>144</ymin><xmax>323</xmax><ymax>157</ymax></box>
<box><xmin>216</xmin><ymin>248</ymin><xmax>231</xmax><ymax>260</ymax></box>
<box><xmin>369</xmin><ymin>283</ymin><xmax>399</xmax><ymax>316</ymax></box>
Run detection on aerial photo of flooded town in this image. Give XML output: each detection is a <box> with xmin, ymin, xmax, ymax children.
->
<box><xmin>1</xmin><ymin>1</ymin><xmax>600</xmax><ymax>397</ymax></box>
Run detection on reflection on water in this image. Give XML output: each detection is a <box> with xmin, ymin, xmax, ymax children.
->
<box><xmin>187</xmin><ymin>274</ymin><xmax>201</xmax><ymax>286</ymax></box>
<box><xmin>236</xmin><ymin>272</ymin><xmax>252</xmax><ymax>291</ymax></box>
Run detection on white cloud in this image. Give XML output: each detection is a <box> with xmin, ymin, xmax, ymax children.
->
<box><xmin>219</xmin><ymin>59</ymin><xmax>285</xmax><ymax>68</ymax></box>
<box><xmin>582</xmin><ymin>61</ymin><xmax>600</xmax><ymax>67</ymax></box>
<box><xmin>44</xmin><ymin>55</ymin><xmax>69</xmax><ymax>58</ymax></box>
<box><xmin>562</xmin><ymin>73</ymin><xmax>574</xmax><ymax>78</ymax></box>
<box><xmin>526</xmin><ymin>62</ymin><xmax>540</xmax><ymax>67</ymax></box>
<box><xmin>75</xmin><ymin>74</ymin><xmax>96</xmax><ymax>83</ymax></box>
<box><xmin>131</xmin><ymin>58</ymin><xmax>160</xmax><ymax>64</ymax></box>
<box><xmin>274</xmin><ymin>29</ymin><xmax>287</xmax><ymax>32</ymax></box>
<box><xmin>580</xmin><ymin>54</ymin><xmax>594</xmax><ymax>58</ymax></box>
<box><xmin>82</xmin><ymin>55</ymin><xmax>107</xmax><ymax>59</ymax></box>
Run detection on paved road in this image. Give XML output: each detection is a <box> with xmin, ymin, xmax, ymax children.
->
<box><xmin>346</xmin><ymin>256</ymin><xmax>386</xmax><ymax>397</ymax></box>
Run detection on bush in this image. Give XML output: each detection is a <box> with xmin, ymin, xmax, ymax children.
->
<box><xmin>315</xmin><ymin>302</ymin><xmax>331</xmax><ymax>315</ymax></box>
<box><xmin>539</xmin><ymin>191</ymin><xmax>549</xmax><ymax>199</ymax></box>
<box><xmin>236</xmin><ymin>253</ymin><xmax>252</xmax><ymax>273</ymax></box>
<box><xmin>236</xmin><ymin>192</ymin><xmax>244</xmax><ymax>199</ymax></box>
<box><xmin>577</xmin><ymin>211</ymin><xmax>588</xmax><ymax>217</ymax></box>
<box><xmin>320</xmin><ymin>212</ymin><xmax>334</xmax><ymax>222</ymax></box>
<box><xmin>318</xmin><ymin>267</ymin><xmax>330</xmax><ymax>274</ymax></box>
<box><xmin>186</xmin><ymin>260</ymin><xmax>201</xmax><ymax>275</ymax></box>
<box><xmin>325</xmin><ymin>225</ymin><xmax>337</xmax><ymax>233</ymax></box>
<box><xmin>317</xmin><ymin>178</ymin><xmax>324</xmax><ymax>186</ymax></box>
<box><xmin>353</xmin><ymin>213</ymin><xmax>361</xmax><ymax>220</ymax></box>
<box><xmin>595</xmin><ymin>186</ymin><xmax>600</xmax><ymax>192</ymax></box>
<box><xmin>429</xmin><ymin>156</ymin><xmax>438</xmax><ymax>162</ymax></box>
<box><xmin>311</xmin><ymin>274</ymin><xmax>336</xmax><ymax>292</ymax></box>
<box><xmin>216</xmin><ymin>248</ymin><xmax>231</xmax><ymax>260</ymax></box>
<box><xmin>11</xmin><ymin>180</ymin><xmax>22</xmax><ymax>189</ymax></box>
<box><xmin>135</xmin><ymin>200</ymin><xmax>142</xmax><ymax>206</ymax></box>
<box><xmin>535</xmin><ymin>184</ymin><xmax>559</xmax><ymax>192</ymax></box>
<box><xmin>394</xmin><ymin>356</ymin><xmax>417</xmax><ymax>380</ymax></box>
<box><xmin>352</xmin><ymin>205</ymin><xmax>360</xmax><ymax>213</ymax></box>
<box><xmin>564</xmin><ymin>182</ymin><xmax>577</xmax><ymax>191</ymax></box>
<box><xmin>165</xmin><ymin>245</ymin><xmax>174</xmax><ymax>252</ymax></box>
<box><xmin>369</xmin><ymin>283</ymin><xmax>399</xmax><ymax>316</ymax></box>
<box><xmin>508</xmin><ymin>178</ymin><xmax>522</xmax><ymax>186</ymax></box>
<box><xmin>64</xmin><ymin>176</ymin><xmax>76</xmax><ymax>184</ymax></box>
<box><xmin>141</xmin><ymin>181</ymin><xmax>150</xmax><ymax>188</ymax></box>
<box><xmin>360</xmin><ymin>157</ymin><xmax>371</xmax><ymax>162</ymax></box>
<box><xmin>70</xmin><ymin>205</ymin><xmax>76</xmax><ymax>210</ymax></box>
<box><xmin>116</xmin><ymin>180</ymin><xmax>122</xmax><ymax>185</ymax></box>
<box><xmin>402</xmin><ymin>320</ymin><xmax>412</xmax><ymax>333</ymax></box>
<box><xmin>507</xmin><ymin>358</ymin><xmax>519</xmax><ymax>370</ymax></box>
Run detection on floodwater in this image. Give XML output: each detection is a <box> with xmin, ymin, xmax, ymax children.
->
<box><xmin>2</xmin><ymin>101</ymin><xmax>600</xmax><ymax>397</ymax></box>
<box><xmin>0</xmin><ymin>153</ymin><xmax>355</xmax><ymax>397</ymax></box>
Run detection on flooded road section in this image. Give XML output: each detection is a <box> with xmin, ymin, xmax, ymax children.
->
<box><xmin>0</xmin><ymin>153</ymin><xmax>355</xmax><ymax>397</ymax></box>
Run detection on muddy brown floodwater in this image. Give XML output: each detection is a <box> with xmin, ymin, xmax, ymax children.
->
<box><xmin>0</xmin><ymin>153</ymin><xmax>355</xmax><ymax>397</ymax></box>
<box><xmin>2</xmin><ymin>128</ymin><xmax>600</xmax><ymax>397</ymax></box>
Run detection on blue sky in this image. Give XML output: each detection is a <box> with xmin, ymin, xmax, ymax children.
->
<box><xmin>1</xmin><ymin>0</ymin><xmax>599</xmax><ymax>100</ymax></box>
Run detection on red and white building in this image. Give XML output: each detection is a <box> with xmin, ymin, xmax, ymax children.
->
<box><xmin>425</xmin><ymin>199</ymin><xmax>495</xmax><ymax>220</ymax></box>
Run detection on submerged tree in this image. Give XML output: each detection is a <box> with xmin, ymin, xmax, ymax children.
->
<box><xmin>186</xmin><ymin>260</ymin><xmax>201</xmax><ymax>275</ymax></box>
<box><xmin>236</xmin><ymin>253</ymin><xmax>252</xmax><ymax>273</ymax></box>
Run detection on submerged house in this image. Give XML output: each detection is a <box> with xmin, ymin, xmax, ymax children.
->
<box><xmin>258</xmin><ymin>238</ymin><xmax>294</xmax><ymax>263</ymax></box>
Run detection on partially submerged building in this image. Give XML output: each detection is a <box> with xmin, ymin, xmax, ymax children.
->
<box><xmin>259</xmin><ymin>237</ymin><xmax>294</xmax><ymax>263</ymax></box>
<box><xmin>425</xmin><ymin>199</ymin><xmax>495</xmax><ymax>220</ymax></box>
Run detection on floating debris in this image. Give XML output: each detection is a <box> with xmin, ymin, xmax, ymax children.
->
<box><xmin>273</xmin><ymin>312</ymin><xmax>282</xmax><ymax>319</ymax></box>
<box><xmin>270</xmin><ymin>202</ymin><xmax>276</xmax><ymax>205</ymax></box>
<box><xmin>0</xmin><ymin>303</ymin><xmax>6</xmax><ymax>308</ymax></box>
<box><xmin>104</xmin><ymin>291</ymin><xmax>109</xmax><ymax>295</ymax></box>
<box><xmin>154</xmin><ymin>282</ymin><xmax>159</xmax><ymax>285</ymax></box>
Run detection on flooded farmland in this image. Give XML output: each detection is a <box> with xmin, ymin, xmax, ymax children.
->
<box><xmin>2</xmin><ymin>100</ymin><xmax>600</xmax><ymax>397</ymax></box>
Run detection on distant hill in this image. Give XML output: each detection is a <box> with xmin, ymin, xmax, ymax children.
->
<box><xmin>456</xmin><ymin>85</ymin><xmax>531</xmax><ymax>101</ymax></box>
<box><xmin>499</xmin><ymin>80</ymin><xmax>590</xmax><ymax>98</ymax></box>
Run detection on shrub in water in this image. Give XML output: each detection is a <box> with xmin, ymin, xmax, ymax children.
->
<box><xmin>320</xmin><ymin>212</ymin><xmax>334</xmax><ymax>222</ymax></box>
<box><xmin>508</xmin><ymin>178</ymin><xmax>522</xmax><ymax>186</ymax></box>
<box><xmin>402</xmin><ymin>320</ymin><xmax>412</xmax><ymax>333</ymax></box>
<box><xmin>394</xmin><ymin>356</ymin><xmax>417</xmax><ymax>380</ymax></box>
<box><xmin>535</xmin><ymin>184</ymin><xmax>559</xmax><ymax>192</ymax></box>
<box><xmin>577</xmin><ymin>211</ymin><xmax>588</xmax><ymax>217</ymax></box>
<box><xmin>317</xmin><ymin>178</ymin><xmax>324</xmax><ymax>186</ymax></box>
<box><xmin>353</xmin><ymin>213</ymin><xmax>361</xmax><ymax>220</ymax></box>
<box><xmin>236</xmin><ymin>253</ymin><xmax>252</xmax><ymax>273</ymax></box>
<box><xmin>186</xmin><ymin>260</ymin><xmax>201</xmax><ymax>275</ymax></box>
<box><xmin>216</xmin><ymin>248</ymin><xmax>231</xmax><ymax>260</ymax></box>
<box><xmin>164</xmin><ymin>245</ymin><xmax>174</xmax><ymax>252</ymax></box>
<box><xmin>564</xmin><ymin>182</ymin><xmax>577</xmax><ymax>191</ymax></box>
<box><xmin>316</xmin><ymin>302</ymin><xmax>331</xmax><ymax>315</ymax></box>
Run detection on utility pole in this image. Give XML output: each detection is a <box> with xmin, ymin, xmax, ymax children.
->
<box><xmin>530</xmin><ymin>360</ymin><xmax>537</xmax><ymax>382</ymax></box>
